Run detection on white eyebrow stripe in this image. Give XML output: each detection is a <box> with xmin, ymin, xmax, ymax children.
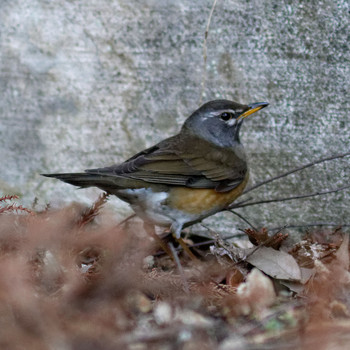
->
<box><xmin>218</xmin><ymin>109</ymin><xmax>236</xmax><ymax>114</ymax></box>
<box><xmin>209</xmin><ymin>109</ymin><xmax>236</xmax><ymax>117</ymax></box>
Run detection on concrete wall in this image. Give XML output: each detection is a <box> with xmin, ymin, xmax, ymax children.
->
<box><xmin>1</xmin><ymin>0</ymin><xmax>348</xmax><ymax>233</ymax></box>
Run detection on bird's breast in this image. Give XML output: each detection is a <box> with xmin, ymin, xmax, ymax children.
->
<box><xmin>168</xmin><ymin>173</ymin><xmax>249</xmax><ymax>215</ymax></box>
<box><xmin>115</xmin><ymin>172</ymin><xmax>249</xmax><ymax>228</ymax></box>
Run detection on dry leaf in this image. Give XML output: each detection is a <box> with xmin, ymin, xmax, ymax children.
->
<box><xmin>226</xmin><ymin>268</ymin><xmax>245</xmax><ymax>287</ymax></box>
<box><xmin>279</xmin><ymin>267</ymin><xmax>315</xmax><ymax>294</ymax></box>
<box><xmin>246</xmin><ymin>247</ymin><xmax>301</xmax><ymax>281</ymax></box>
<box><xmin>244</xmin><ymin>228</ymin><xmax>288</xmax><ymax>249</ymax></box>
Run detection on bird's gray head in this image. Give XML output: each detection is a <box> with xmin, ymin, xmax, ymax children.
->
<box><xmin>182</xmin><ymin>99</ymin><xmax>268</xmax><ymax>147</ymax></box>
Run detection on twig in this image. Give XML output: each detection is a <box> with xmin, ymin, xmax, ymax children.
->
<box><xmin>229</xmin><ymin>210</ymin><xmax>258</xmax><ymax>231</ymax></box>
<box><xmin>229</xmin><ymin>184</ymin><xmax>350</xmax><ymax>209</ymax></box>
<box><xmin>0</xmin><ymin>194</ymin><xmax>34</xmax><ymax>215</ymax></box>
<box><xmin>157</xmin><ymin>221</ymin><xmax>349</xmax><ymax>256</ymax></box>
<box><xmin>182</xmin><ymin>237</ymin><xmax>233</xmax><ymax>250</ymax></box>
<box><xmin>200</xmin><ymin>222</ymin><xmax>220</xmax><ymax>237</ymax></box>
<box><xmin>168</xmin><ymin>242</ymin><xmax>189</xmax><ymax>294</ymax></box>
<box><xmin>160</xmin><ymin>221</ymin><xmax>350</xmax><ymax>254</ymax></box>
<box><xmin>199</xmin><ymin>0</ymin><xmax>219</xmax><ymax>104</ymax></box>
<box><xmin>77</xmin><ymin>192</ymin><xmax>109</xmax><ymax>227</ymax></box>
<box><xmin>269</xmin><ymin>223</ymin><xmax>350</xmax><ymax>231</ymax></box>
<box><xmin>116</xmin><ymin>213</ymin><xmax>136</xmax><ymax>228</ymax></box>
<box><xmin>0</xmin><ymin>195</ymin><xmax>19</xmax><ymax>202</ymax></box>
<box><xmin>0</xmin><ymin>204</ymin><xmax>34</xmax><ymax>215</ymax></box>
<box><xmin>243</xmin><ymin>151</ymin><xmax>350</xmax><ymax>195</ymax></box>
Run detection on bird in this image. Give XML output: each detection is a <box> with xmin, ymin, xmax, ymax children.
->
<box><xmin>43</xmin><ymin>100</ymin><xmax>268</xmax><ymax>239</ymax></box>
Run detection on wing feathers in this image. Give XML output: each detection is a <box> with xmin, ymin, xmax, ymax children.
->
<box><xmin>86</xmin><ymin>136</ymin><xmax>247</xmax><ymax>192</ymax></box>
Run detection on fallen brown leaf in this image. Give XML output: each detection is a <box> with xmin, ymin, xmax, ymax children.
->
<box><xmin>246</xmin><ymin>247</ymin><xmax>301</xmax><ymax>281</ymax></box>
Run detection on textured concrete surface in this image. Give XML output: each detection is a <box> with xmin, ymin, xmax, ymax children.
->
<box><xmin>0</xmin><ymin>0</ymin><xmax>349</xmax><ymax>233</ymax></box>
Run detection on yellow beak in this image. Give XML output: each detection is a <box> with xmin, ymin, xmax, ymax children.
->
<box><xmin>237</xmin><ymin>102</ymin><xmax>269</xmax><ymax>121</ymax></box>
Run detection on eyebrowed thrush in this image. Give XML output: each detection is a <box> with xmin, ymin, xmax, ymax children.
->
<box><xmin>43</xmin><ymin>100</ymin><xmax>268</xmax><ymax>238</ymax></box>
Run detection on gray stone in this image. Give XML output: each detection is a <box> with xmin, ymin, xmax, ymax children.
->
<box><xmin>0</xmin><ymin>0</ymin><xmax>348</xmax><ymax>234</ymax></box>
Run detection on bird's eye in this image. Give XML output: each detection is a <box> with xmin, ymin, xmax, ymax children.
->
<box><xmin>220</xmin><ymin>112</ymin><xmax>234</xmax><ymax>121</ymax></box>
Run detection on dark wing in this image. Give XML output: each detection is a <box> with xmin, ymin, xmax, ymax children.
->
<box><xmin>86</xmin><ymin>135</ymin><xmax>247</xmax><ymax>192</ymax></box>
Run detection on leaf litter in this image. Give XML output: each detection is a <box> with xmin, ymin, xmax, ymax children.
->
<box><xmin>0</xmin><ymin>194</ymin><xmax>349</xmax><ymax>349</ymax></box>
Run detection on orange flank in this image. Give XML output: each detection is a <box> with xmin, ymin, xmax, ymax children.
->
<box><xmin>168</xmin><ymin>173</ymin><xmax>249</xmax><ymax>215</ymax></box>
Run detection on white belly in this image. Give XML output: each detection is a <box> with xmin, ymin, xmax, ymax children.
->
<box><xmin>116</xmin><ymin>188</ymin><xmax>199</xmax><ymax>238</ymax></box>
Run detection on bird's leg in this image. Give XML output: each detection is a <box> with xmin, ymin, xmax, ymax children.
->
<box><xmin>143</xmin><ymin>223</ymin><xmax>197</xmax><ymax>261</ymax></box>
<box><xmin>171</xmin><ymin>222</ymin><xmax>198</xmax><ymax>261</ymax></box>
<box><xmin>143</xmin><ymin>222</ymin><xmax>173</xmax><ymax>258</ymax></box>
<box><xmin>176</xmin><ymin>236</ymin><xmax>198</xmax><ymax>262</ymax></box>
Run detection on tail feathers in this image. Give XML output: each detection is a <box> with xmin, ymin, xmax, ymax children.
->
<box><xmin>41</xmin><ymin>172</ymin><xmax>114</xmax><ymax>189</ymax></box>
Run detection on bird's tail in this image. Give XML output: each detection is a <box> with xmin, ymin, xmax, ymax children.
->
<box><xmin>41</xmin><ymin>172</ymin><xmax>112</xmax><ymax>189</ymax></box>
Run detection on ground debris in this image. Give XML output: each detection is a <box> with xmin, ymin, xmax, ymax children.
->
<box><xmin>0</xmin><ymin>201</ymin><xmax>349</xmax><ymax>349</ymax></box>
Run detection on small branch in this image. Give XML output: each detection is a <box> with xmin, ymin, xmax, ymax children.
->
<box><xmin>0</xmin><ymin>194</ymin><xmax>34</xmax><ymax>215</ymax></box>
<box><xmin>180</xmin><ymin>222</ymin><xmax>350</xmax><ymax>251</ymax></box>
<box><xmin>78</xmin><ymin>192</ymin><xmax>109</xmax><ymax>227</ymax></box>
<box><xmin>199</xmin><ymin>0</ymin><xmax>219</xmax><ymax>104</ymax></box>
<box><xmin>184</xmin><ymin>237</ymin><xmax>232</xmax><ymax>250</ymax></box>
<box><xmin>243</xmin><ymin>151</ymin><xmax>350</xmax><ymax>195</ymax></box>
<box><xmin>0</xmin><ymin>204</ymin><xmax>34</xmax><ymax>215</ymax></box>
<box><xmin>116</xmin><ymin>213</ymin><xmax>136</xmax><ymax>228</ymax></box>
<box><xmin>200</xmin><ymin>222</ymin><xmax>220</xmax><ymax>237</ymax></box>
<box><xmin>269</xmin><ymin>223</ymin><xmax>350</xmax><ymax>231</ymax></box>
<box><xmin>229</xmin><ymin>184</ymin><xmax>350</xmax><ymax>209</ymax></box>
<box><xmin>0</xmin><ymin>195</ymin><xmax>19</xmax><ymax>202</ymax></box>
<box><xmin>229</xmin><ymin>210</ymin><xmax>258</xmax><ymax>231</ymax></box>
<box><xmin>168</xmin><ymin>242</ymin><xmax>189</xmax><ymax>294</ymax></box>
